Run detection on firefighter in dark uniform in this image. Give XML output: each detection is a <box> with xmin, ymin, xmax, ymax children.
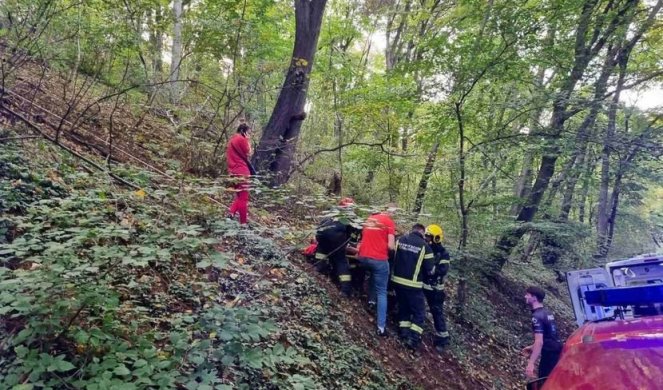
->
<box><xmin>347</xmin><ymin>226</ymin><xmax>365</xmax><ymax>295</ymax></box>
<box><xmin>391</xmin><ymin>224</ymin><xmax>435</xmax><ymax>350</ymax></box>
<box><xmin>314</xmin><ymin>198</ymin><xmax>359</xmax><ymax>297</ymax></box>
<box><xmin>423</xmin><ymin>224</ymin><xmax>451</xmax><ymax>353</ymax></box>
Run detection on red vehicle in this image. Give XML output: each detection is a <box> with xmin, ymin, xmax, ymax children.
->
<box><xmin>529</xmin><ymin>253</ymin><xmax>663</xmax><ymax>390</ymax></box>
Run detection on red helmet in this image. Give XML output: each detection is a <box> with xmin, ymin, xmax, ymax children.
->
<box><xmin>339</xmin><ymin>197</ymin><xmax>355</xmax><ymax>207</ymax></box>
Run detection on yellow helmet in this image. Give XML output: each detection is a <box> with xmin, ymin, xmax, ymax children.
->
<box><xmin>425</xmin><ymin>224</ymin><xmax>443</xmax><ymax>243</ymax></box>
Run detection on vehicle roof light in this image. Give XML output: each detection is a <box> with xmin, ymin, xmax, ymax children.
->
<box><xmin>585</xmin><ymin>285</ymin><xmax>663</xmax><ymax>307</ymax></box>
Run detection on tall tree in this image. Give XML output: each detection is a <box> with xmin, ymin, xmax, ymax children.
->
<box><xmin>412</xmin><ymin>141</ymin><xmax>439</xmax><ymax>214</ymax></box>
<box><xmin>150</xmin><ymin>5</ymin><xmax>164</xmax><ymax>76</ymax></box>
<box><xmin>489</xmin><ymin>0</ymin><xmax>660</xmax><ymax>273</ymax></box>
<box><xmin>169</xmin><ymin>0</ymin><xmax>183</xmax><ymax>103</ymax></box>
<box><xmin>253</xmin><ymin>0</ymin><xmax>328</xmax><ymax>186</ymax></box>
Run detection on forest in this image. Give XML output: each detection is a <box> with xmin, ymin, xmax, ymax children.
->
<box><xmin>0</xmin><ymin>0</ymin><xmax>661</xmax><ymax>389</ymax></box>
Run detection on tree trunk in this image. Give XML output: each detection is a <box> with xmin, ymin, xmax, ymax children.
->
<box><xmin>557</xmin><ymin>37</ymin><xmax>628</xmax><ymax>219</ymax></box>
<box><xmin>605</xmin><ymin>171</ymin><xmax>623</xmax><ymax>255</ymax></box>
<box><xmin>327</xmin><ymin>171</ymin><xmax>341</xmax><ymax>196</ymax></box>
<box><xmin>577</xmin><ymin>151</ymin><xmax>594</xmax><ymax>223</ymax></box>
<box><xmin>511</xmin><ymin>150</ymin><xmax>534</xmax><ymax>216</ymax></box>
<box><xmin>559</xmin><ymin>136</ymin><xmax>595</xmax><ymax>221</ymax></box>
<box><xmin>252</xmin><ymin>0</ymin><xmax>327</xmax><ymax>186</ymax></box>
<box><xmin>598</xmin><ymin>70</ymin><xmax>643</xmax><ymax>255</ymax></box>
<box><xmin>413</xmin><ymin>141</ymin><xmax>439</xmax><ymax>215</ymax></box>
<box><xmin>559</xmin><ymin>133</ymin><xmax>591</xmax><ymax>220</ymax></box>
<box><xmin>511</xmin><ymin>65</ymin><xmax>548</xmax><ymax>216</ymax></box>
<box><xmin>455</xmin><ymin>102</ymin><xmax>469</xmax><ymax>249</ymax></box>
<box><xmin>401</xmin><ymin>110</ymin><xmax>413</xmax><ymax>152</ymax></box>
<box><xmin>596</xmin><ymin>1</ymin><xmax>663</xmax><ymax>257</ymax></box>
<box><xmin>169</xmin><ymin>0</ymin><xmax>183</xmax><ymax>103</ymax></box>
<box><xmin>596</xmin><ymin>104</ymin><xmax>619</xmax><ymax>257</ymax></box>
<box><xmin>520</xmin><ymin>233</ymin><xmax>540</xmax><ymax>263</ymax></box>
<box><xmin>384</xmin><ymin>0</ymin><xmax>412</xmax><ymax>71</ymax></box>
<box><xmin>605</xmin><ymin>110</ymin><xmax>657</xmax><ymax>256</ymax></box>
<box><xmin>151</xmin><ymin>6</ymin><xmax>163</xmax><ymax>75</ymax></box>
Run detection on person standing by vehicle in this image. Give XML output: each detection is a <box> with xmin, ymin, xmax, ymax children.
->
<box><xmin>357</xmin><ymin>205</ymin><xmax>396</xmax><ymax>337</ymax></box>
<box><xmin>423</xmin><ymin>224</ymin><xmax>451</xmax><ymax>352</ymax></box>
<box><xmin>522</xmin><ymin>286</ymin><xmax>562</xmax><ymax>382</ymax></box>
<box><xmin>226</xmin><ymin>123</ymin><xmax>254</xmax><ymax>224</ymax></box>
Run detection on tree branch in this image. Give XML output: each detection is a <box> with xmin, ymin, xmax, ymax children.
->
<box><xmin>0</xmin><ymin>105</ymin><xmax>142</xmax><ymax>191</ymax></box>
<box><xmin>287</xmin><ymin>138</ymin><xmax>414</xmax><ymax>180</ymax></box>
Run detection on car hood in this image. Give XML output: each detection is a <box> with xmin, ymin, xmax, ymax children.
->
<box><xmin>543</xmin><ymin>315</ymin><xmax>663</xmax><ymax>390</ymax></box>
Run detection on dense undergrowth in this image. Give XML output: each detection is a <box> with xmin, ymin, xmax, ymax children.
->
<box><xmin>0</xmin><ymin>123</ymin><xmax>581</xmax><ymax>390</ymax></box>
<box><xmin>0</xmin><ymin>132</ymin><xmax>402</xmax><ymax>389</ymax></box>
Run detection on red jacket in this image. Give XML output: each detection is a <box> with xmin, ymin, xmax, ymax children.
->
<box><xmin>358</xmin><ymin>213</ymin><xmax>395</xmax><ymax>261</ymax></box>
<box><xmin>226</xmin><ymin>133</ymin><xmax>251</xmax><ymax>176</ymax></box>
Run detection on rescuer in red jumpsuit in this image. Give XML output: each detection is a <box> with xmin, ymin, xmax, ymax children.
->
<box><xmin>226</xmin><ymin>123</ymin><xmax>253</xmax><ymax>224</ymax></box>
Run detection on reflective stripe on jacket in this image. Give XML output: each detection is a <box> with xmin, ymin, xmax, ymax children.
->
<box><xmin>423</xmin><ymin>243</ymin><xmax>451</xmax><ymax>290</ymax></box>
<box><xmin>391</xmin><ymin>231</ymin><xmax>434</xmax><ymax>288</ymax></box>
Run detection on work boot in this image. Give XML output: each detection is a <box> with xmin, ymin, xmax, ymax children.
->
<box><xmin>406</xmin><ymin>334</ymin><xmax>422</xmax><ymax>351</ymax></box>
<box><xmin>315</xmin><ymin>261</ymin><xmax>331</xmax><ymax>276</ymax></box>
<box><xmin>404</xmin><ymin>338</ymin><xmax>419</xmax><ymax>351</ymax></box>
<box><xmin>376</xmin><ymin>327</ymin><xmax>389</xmax><ymax>338</ymax></box>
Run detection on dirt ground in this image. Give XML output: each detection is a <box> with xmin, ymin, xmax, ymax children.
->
<box><xmin>303</xmin><ymin>264</ymin><xmax>526</xmax><ymax>390</ymax></box>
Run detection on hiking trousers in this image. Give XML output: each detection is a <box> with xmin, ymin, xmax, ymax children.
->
<box><xmin>228</xmin><ymin>176</ymin><xmax>249</xmax><ymax>224</ymax></box>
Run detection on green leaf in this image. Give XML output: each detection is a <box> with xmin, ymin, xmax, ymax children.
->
<box><xmin>243</xmin><ymin>348</ymin><xmax>263</xmax><ymax>369</ymax></box>
<box><xmin>11</xmin><ymin>385</ymin><xmax>34</xmax><ymax>390</ymax></box>
<box><xmin>113</xmin><ymin>364</ymin><xmax>131</xmax><ymax>376</ymax></box>
<box><xmin>189</xmin><ymin>354</ymin><xmax>205</xmax><ymax>365</ymax></box>
<box><xmin>54</xmin><ymin>359</ymin><xmax>76</xmax><ymax>372</ymax></box>
<box><xmin>210</xmin><ymin>252</ymin><xmax>231</xmax><ymax>268</ymax></box>
<box><xmin>196</xmin><ymin>260</ymin><xmax>211</xmax><ymax>269</ymax></box>
<box><xmin>133</xmin><ymin>359</ymin><xmax>147</xmax><ymax>368</ymax></box>
<box><xmin>14</xmin><ymin>345</ymin><xmax>29</xmax><ymax>358</ymax></box>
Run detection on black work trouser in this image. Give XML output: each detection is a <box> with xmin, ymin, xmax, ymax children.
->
<box><xmin>315</xmin><ymin>239</ymin><xmax>351</xmax><ymax>296</ymax></box>
<box><xmin>395</xmin><ymin>286</ymin><xmax>426</xmax><ymax>348</ymax></box>
<box><xmin>348</xmin><ymin>257</ymin><xmax>366</xmax><ymax>294</ymax></box>
<box><xmin>539</xmin><ymin>349</ymin><xmax>561</xmax><ymax>379</ymax></box>
<box><xmin>424</xmin><ymin>287</ymin><xmax>449</xmax><ymax>346</ymax></box>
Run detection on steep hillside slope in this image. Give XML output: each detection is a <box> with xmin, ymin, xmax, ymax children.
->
<box><xmin>0</xmin><ymin>64</ymin><xmax>577</xmax><ymax>389</ymax></box>
<box><xmin>0</xmin><ymin>134</ymin><xmax>409</xmax><ymax>389</ymax></box>
<box><xmin>0</xmin><ymin>128</ymin><xmax>576</xmax><ymax>390</ymax></box>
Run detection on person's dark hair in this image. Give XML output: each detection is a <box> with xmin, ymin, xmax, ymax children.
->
<box><xmin>526</xmin><ymin>286</ymin><xmax>546</xmax><ymax>303</ymax></box>
<box><xmin>412</xmin><ymin>223</ymin><xmax>425</xmax><ymax>233</ymax></box>
<box><xmin>237</xmin><ymin>123</ymin><xmax>250</xmax><ymax>135</ymax></box>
